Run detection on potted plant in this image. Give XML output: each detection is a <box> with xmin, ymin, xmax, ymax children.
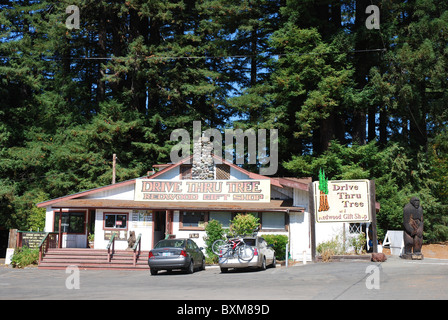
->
<box><xmin>88</xmin><ymin>233</ymin><xmax>94</xmax><ymax>249</ymax></box>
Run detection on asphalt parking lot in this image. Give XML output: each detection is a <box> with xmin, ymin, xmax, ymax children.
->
<box><xmin>0</xmin><ymin>256</ymin><xmax>447</xmax><ymax>300</ymax></box>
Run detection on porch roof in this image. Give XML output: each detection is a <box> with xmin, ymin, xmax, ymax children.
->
<box><xmin>49</xmin><ymin>198</ymin><xmax>304</xmax><ymax>213</ymax></box>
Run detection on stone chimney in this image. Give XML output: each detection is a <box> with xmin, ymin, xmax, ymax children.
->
<box><xmin>192</xmin><ymin>135</ymin><xmax>215</xmax><ymax>180</ymax></box>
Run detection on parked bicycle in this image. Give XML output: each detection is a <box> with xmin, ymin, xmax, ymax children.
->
<box><xmin>211</xmin><ymin>228</ymin><xmax>259</xmax><ymax>262</ymax></box>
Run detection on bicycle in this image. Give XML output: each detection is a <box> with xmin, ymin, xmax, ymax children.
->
<box><xmin>212</xmin><ymin>235</ymin><xmax>254</xmax><ymax>262</ymax></box>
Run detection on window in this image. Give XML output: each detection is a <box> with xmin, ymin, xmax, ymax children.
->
<box><xmin>349</xmin><ymin>223</ymin><xmax>362</xmax><ymax>234</ymax></box>
<box><xmin>180</xmin><ymin>211</ymin><xmax>207</xmax><ymax>229</ymax></box>
<box><xmin>155</xmin><ymin>239</ymin><xmax>186</xmax><ymax>248</ymax></box>
<box><xmin>187</xmin><ymin>239</ymin><xmax>199</xmax><ymax>250</ymax></box>
<box><xmin>209</xmin><ymin>212</ymin><xmax>232</xmax><ymax>228</ymax></box>
<box><xmin>54</xmin><ymin>211</ymin><xmax>85</xmax><ymax>234</ymax></box>
<box><xmin>261</xmin><ymin>212</ymin><xmax>286</xmax><ymax>230</ymax></box>
<box><xmin>104</xmin><ymin>213</ymin><xmax>128</xmax><ymax>230</ymax></box>
<box><xmin>247</xmin><ymin>212</ymin><xmax>259</xmax><ymax>219</ymax></box>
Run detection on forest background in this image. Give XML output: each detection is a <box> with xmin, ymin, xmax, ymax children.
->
<box><xmin>1</xmin><ymin>0</ymin><xmax>447</xmax><ymax>243</ymax></box>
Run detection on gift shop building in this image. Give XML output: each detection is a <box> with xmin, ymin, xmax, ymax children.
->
<box><xmin>37</xmin><ymin>156</ymin><xmax>379</xmax><ymax>267</ymax></box>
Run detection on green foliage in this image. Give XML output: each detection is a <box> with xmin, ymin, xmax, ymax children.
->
<box><xmin>229</xmin><ymin>214</ymin><xmax>260</xmax><ymax>237</ymax></box>
<box><xmin>203</xmin><ymin>219</ymin><xmax>225</xmax><ymax>262</ymax></box>
<box><xmin>263</xmin><ymin>234</ymin><xmax>289</xmax><ymax>260</ymax></box>
<box><xmin>349</xmin><ymin>232</ymin><xmax>367</xmax><ymax>255</ymax></box>
<box><xmin>317</xmin><ymin>237</ymin><xmax>343</xmax><ymax>262</ymax></box>
<box><xmin>10</xmin><ymin>247</ymin><xmax>39</xmax><ymax>268</ymax></box>
<box><xmin>1</xmin><ymin>1</ymin><xmax>448</xmax><ymax>244</ymax></box>
<box><xmin>317</xmin><ymin>232</ymin><xmax>366</xmax><ymax>261</ymax></box>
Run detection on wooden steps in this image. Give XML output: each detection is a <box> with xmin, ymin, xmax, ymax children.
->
<box><xmin>38</xmin><ymin>248</ymin><xmax>150</xmax><ymax>270</ymax></box>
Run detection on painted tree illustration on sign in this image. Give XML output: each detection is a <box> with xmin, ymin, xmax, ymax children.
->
<box><xmin>318</xmin><ymin>168</ymin><xmax>330</xmax><ymax>212</ymax></box>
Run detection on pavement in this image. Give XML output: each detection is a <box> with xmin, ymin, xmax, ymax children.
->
<box><xmin>0</xmin><ymin>255</ymin><xmax>447</xmax><ymax>301</ymax></box>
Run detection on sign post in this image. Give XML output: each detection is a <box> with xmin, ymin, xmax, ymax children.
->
<box><xmin>369</xmin><ymin>180</ymin><xmax>378</xmax><ymax>253</ymax></box>
<box><xmin>308</xmin><ymin>183</ymin><xmax>317</xmax><ymax>262</ymax></box>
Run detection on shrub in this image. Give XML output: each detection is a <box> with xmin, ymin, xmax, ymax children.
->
<box><xmin>317</xmin><ymin>232</ymin><xmax>367</xmax><ymax>261</ymax></box>
<box><xmin>316</xmin><ymin>237</ymin><xmax>341</xmax><ymax>262</ymax></box>
<box><xmin>10</xmin><ymin>246</ymin><xmax>39</xmax><ymax>268</ymax></box>
<box><xmin>229</xmin><ymin>213</ymin><xmax>260</xmax><ymax>237</ymax></box>
<box><xmin>203</xmin><ymin>219</ymin><xmax>225</xmax><ymax>263</ymax></box>
<box><xmin>349</xmin><ymin>232</ymin><xmax>367</xmax><ymax>254</ymax></box>
<box><xmin>263</xmin><ymin>234</ymin><xmax>289</xmax><ymax>260</ymax></box>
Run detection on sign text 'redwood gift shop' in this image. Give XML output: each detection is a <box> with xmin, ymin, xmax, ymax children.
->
<box><xmin>313</xmin><ymin>179</ymin><xmax>371</xmax><ymax>223</ymax></box>
<box><xmin>135</xmin><ymin>179</ymin><xmax>271</xmax><ymax>202</ymax></box>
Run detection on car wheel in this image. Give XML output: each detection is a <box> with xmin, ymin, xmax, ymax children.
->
<box><xmin>270</xmin><ymin>255</ymin><xmax>276</xmax><ymax>268</ymax></box>
<box><xmin>186</xmin><ymin>260</ymin><xmax>194</xmax><ymax>274</ymax></box>
<box><xmin>220</xmin><ymin>267</ymin><xmax>228</xmax><ymax>273</ymax></box>
<box><xmin>150</xmin><ymin>268</ymin><xmax>158</xmax><ymax>275</ymax></box>
<box><xmin>260</xmin><ymin>257</ymin><xmax>266</xmax><ymax>271</ymax></box>
<box><xmin>200</xmin><ymin>257</ymin><xmax>205</xmax><ymax>270</ymax></box>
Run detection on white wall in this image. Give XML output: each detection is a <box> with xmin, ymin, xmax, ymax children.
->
<box><xmin>289</xmin><ymin>211</ymin><xmax>311</xmax><ymax>261</ymax></box>
<box><xmin>172</xmin><ymin>211</ymin><xmax>207</xmax><ymax>250</ymax></box>
<box><xmin>94</xmin><ymin>209</ymin><xmax>153</xmax><ymax>251</ymax></box>
<box><xmin>44</xmin><ymin>207</ymin><xmax>54</xmax><ymax>233</ymax></box>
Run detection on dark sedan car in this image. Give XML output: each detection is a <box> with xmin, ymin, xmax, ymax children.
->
<box><xmin>148</xmin><ymin>238</ymin><xmax>205</xmax><ymax>275</ymax></box>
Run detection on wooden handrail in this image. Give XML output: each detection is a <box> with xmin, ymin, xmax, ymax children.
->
<box><xmin>38</xmin><ymin>232</ymin><xmax>50</xmax><ymax>263</ymax></box>
<box><xmin>38</xmin><ymin>232</ymin><xmax>58</xmax><ymax>263</ymax></box>
<box><xmin>132</xmin><ymin>234</ymin><xmax>142</xmax><ymax>267</ymax></box>
<box><xmin>106</xmin><ymin>233</ymin><xmax>116</xmax><ymax>262</ymax></box>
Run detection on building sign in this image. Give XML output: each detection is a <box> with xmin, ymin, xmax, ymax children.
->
<box><xmin>104</xmin><ymin>230</ymin><xmax>127</xmax><ymax>241</ymax></box>
<box><xmin>131</xmin><ymin>210</ymin><xmax>153</xmax><ymax>228</ymax></box>
<box><xmin>135</xmin><ymin>179</ymin><xmax>271</xmax><ymax>202</ymax></box>
<box><xmin>19</xmin><ymin>232</ymin><xmax>46</xmax><ymax>249</ymax></box>
<box><xmin>313</xmin><ymin>179</ymin><xmax>371</xmax><ymax>223</ymax></box>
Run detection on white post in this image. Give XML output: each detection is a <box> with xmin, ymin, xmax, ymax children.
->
<box><xmin>285</xmin><ymin>242</ymin><xmax>289</xmax><ymax>267</ymax></box>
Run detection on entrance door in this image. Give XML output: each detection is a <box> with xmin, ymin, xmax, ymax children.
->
<box><xmin>153</xmin><ymin>211</ymin><xmax>166</xmax><ymax>248</ymax></box>
<box><xmin>54</xmin><ymin>210</ymin><xmax>87</xmax><ymax>248</ymax></box>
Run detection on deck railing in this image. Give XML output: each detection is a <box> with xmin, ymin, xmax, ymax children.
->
<box><xmin>132</xmin><ymin>233</ymin><xmax>142</xmax><ymax>267</ymax></box>
<box><xmin>106</xmin><ymin>233</ymin><xmax>116</xmax><ymax>262</ymax></box>
<box><xmin>38</xmin><ymin>232</ymin><xmax>58</xmax><ymax>263</ymax></box>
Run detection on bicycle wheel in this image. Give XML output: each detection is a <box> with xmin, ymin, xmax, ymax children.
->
<box><xmin>237</xmin><ymin>244</ymin><xmax>254</xmax><ymax>261</ymax></box>
<box><xmin>212</xmin><ymin>239</ymin><xmax>227</xmax><ymax>255</ymax></box>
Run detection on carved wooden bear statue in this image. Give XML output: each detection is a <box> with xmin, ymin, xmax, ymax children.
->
<box><xmin>402</xmin><ymin>197</ymin><xmax>424</xmax><ymax>260</ymax></box>
<box><xmin>127</xmin><ymin>231</ymin><xmax>136</xmax><ymax>249</ymax></box>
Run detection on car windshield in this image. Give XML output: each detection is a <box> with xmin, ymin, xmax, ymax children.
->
<box><xmin>154</xmin><ymin>239</ymin><xmax>186</xmax><ymax>249</ymax></box>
